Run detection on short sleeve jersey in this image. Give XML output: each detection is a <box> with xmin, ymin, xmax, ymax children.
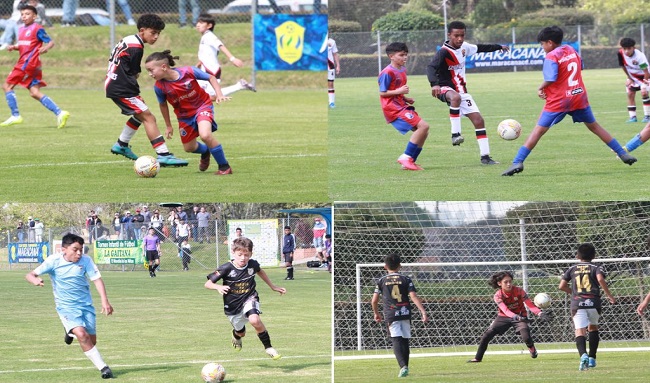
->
<box><xmin>374</xmin><ymin>272</ymin><xmax>416</xmax><ymax>323</ymax></box>
<box><xmin>33</xmin><ymin>253</ymin><xmax>101</xmax><ymax>310</ymax></box>
<box><xmin>494</xmin><ymin>286</ymin><xmax>529</xmax><ymax>317</ymax></box>
<box><xmin>541</xmin><ymin>44</ymin><xmax>589</xmax><ymax>112</ymax></box>
<box><xmin>207</xmin><ymin>259</ymin><xmax>262</xmax><ymax>315</ymax></box>
<box><xmin>105</xmin><ymin>34</ymin><xmax>144</xmax><ymax>98</ymax></box>
<box><xmin>143</xmin><ymin>234</ymin><xmax>159</xmax><ymax>251</ymax></box>
<box><xmin>153</xmin><ymin>66</ymin><xmax>213</xmax><ymax>120</ymax></box>
<box><xmin>562</xmin><ymin>262</ymin><xmax>604</xmax><ymax>310</ymax></box>
<box><xmin>327</xmin><ymin>38</ymin><xmax>338</xmax><ymax>70</ymax></box>
<box><xmin>618</xmin><ymin>48</ymin><xmax>649</xmax><ymax>80</ymax></box>
<box><xmin>15</xmin><ymin>23</ymin><xmax>51</xmax><ymax>72</ymax></box>
<box><xmin>197</xmin><ymin>31</ymin><xmax>224</xmax><ymax>77</ymax></box>
<box><xmin>378</xmin><ymin>65</ymin><xmax>409</xmax><ymax>123</ymax></box>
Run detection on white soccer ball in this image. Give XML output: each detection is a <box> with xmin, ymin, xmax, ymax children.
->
<box><xmin>201</xmin><ymin>362</ymin><xmax>226</xmax><ymax>383</ymax></box>
<box><xmin>534</xmin><ymin>293</ymin><xmax>552</xmax><ymax>309</ymax></box>
<box><xmin>133</xmin><ymin>155</ymin><xmax>160</xmax><ymax>178</ymax></box>
<box><xmin>497</xmin><ymin>119</ymin><xmax>522</xmax><ymax>140</ymax></box>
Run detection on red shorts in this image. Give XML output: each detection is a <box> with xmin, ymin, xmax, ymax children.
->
<box><xmin>110</xmin><ymin>96</ymin><xmax>149</xmax><ymax>116</ymax></box>
<box><xmin>178</xmin><ymin>108</ymin><xmax>217</xmax><ymax>144</ymax></box>
<box><xmin>7</xmin><ymin>67</ymin><xmax>46</xmax><ymax>89</ymax></box>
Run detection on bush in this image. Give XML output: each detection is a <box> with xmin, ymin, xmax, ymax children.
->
<box><xmin>371</xmin><ymin>11</ymin><xmax>443</xmax><ymax>32</ymax></box>
<box><xmin>328</xmin><ymin>19</ymin><xmax>363</xmax><ymax>33</ymax></box>
<box><xmin>519</xmin><ymin>8</ymin><xmax>595</xmax><ymax>26</ymax></box>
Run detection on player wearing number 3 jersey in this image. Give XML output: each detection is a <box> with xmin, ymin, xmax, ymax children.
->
<box><xmin>502</xmin><ymin>25</ymin><xmax>637</xmax><ymax>176</ymax></box>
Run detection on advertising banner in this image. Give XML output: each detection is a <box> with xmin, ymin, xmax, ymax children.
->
<box><xmin>94</xmin><ymin>239</ymin><xmax>144</xmax><ymax>265</ymax></box>
<box><xmin>7</xmin><ymin>242</ymin><xmax>49</xmax><ymax>264</ymax></box>
<box><xmin>227</xmin><ymin>219</ymin><xmax>279</xmax><ymax>266</ymax></box>
<box><xmin>465</xmin><ymin>41</ymin><xmax>580</xmax><ymax>69</ymax></box>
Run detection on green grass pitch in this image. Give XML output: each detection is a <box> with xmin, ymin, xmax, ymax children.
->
<box><xmin>329</xmin><ymin>68</ymin><xmax>648</xmax><ymax>200</ymax></box>
<box><xmin>0</xmin><ymin>268</ymin><xmax>331</xmax><ymax>383</ymax></box>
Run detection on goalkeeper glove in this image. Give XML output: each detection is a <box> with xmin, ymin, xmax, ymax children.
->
<box><xmin>512</xmin><ymin>314</ymin><xmax>527</xmax><ymax>322</ymax></box>
<box><xmin>538</xmin><ymin>310</ymin><xmax>554</xmax><ymax>323</ymax></box>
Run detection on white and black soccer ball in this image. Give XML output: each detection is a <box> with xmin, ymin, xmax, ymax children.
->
<box><xmin>497</xmin><ymin>119</ymin><xmax>522</xmax><ymax>140</ymax></box>
<box><xmin>201</xmin><ymin>362</ymin><xmax>226</xmax><ymax>383</ymax></box>
<box><xmin>534</xmin><ymin>293</ymin><xmax>552</xmax><ymax>309</ymax></box>
<box><xmin>133</xmin><ymin>155</ymin><xmax>160</xmax><ymax>178</ymax></box>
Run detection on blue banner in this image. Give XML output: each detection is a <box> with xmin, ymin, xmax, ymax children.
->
<box><xmin>254</xmin><ymin>14</ymin><xmax>327</xmax><ymax>71</ymax></box>
<box><xmin>464</xmin><ymin>41</ymin><xmax>580</xmax><ymax>69</ymax></box>
<box><xmin>8</xmin><ymin>242</ymin><xmax>50</xmax><ymax>264</ymax></box>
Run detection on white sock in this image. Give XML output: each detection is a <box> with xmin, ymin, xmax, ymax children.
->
<box><xmin>328</xmin><ymin>91</ymin><xmax>335</xmax><ymax>104</ymax></box>
<box><xmin>643</xmin><ymin>103</ymin><xmax>650</xmax><ymax>117</ymax></box>
<box><xmin>628</xmin><ymin>106</ymin><xmax>637</xmax><ymax>118</ymax></box>
<box><xmin>477</xmin><ymin>137</ymin><xmax>490</xmax><ymax>156</ymax></box>
<box><xmin>84</xmin><ymin>346</ymin><xmax>107</xmax><ymax>370</ymax></box>
<box><xmin>221</xmin><ymin>83</ymin><xmax>242</xmax><ymax>96</ymax></box>
<box><xmin>118</xmin><ymin>126</ymin><xmax>137</xmax><ymax>143</ymax></box>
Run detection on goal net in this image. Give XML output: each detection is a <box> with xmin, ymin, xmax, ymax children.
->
<box><xmin>334</xmin><ymin>202</ymin><xmax>650</xmax><ymax>356</ymax></box>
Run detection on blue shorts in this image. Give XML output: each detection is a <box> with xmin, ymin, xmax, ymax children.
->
<box><xmin>57</xmin><ymin>305</ymin><xmax>97</xmax><ymax>335</ymax></box>
<box><xmin>537</xmin><ymin>106</ymin><xmax>595</xmax><ymax>128</ymax></box>
<box><xmin>389</xmin><ymin>107</ymin><xmax>422</xmax><ymax>135</ymax></box>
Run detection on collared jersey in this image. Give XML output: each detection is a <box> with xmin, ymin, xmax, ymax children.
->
<box><xmin>33</xmin><ymin>253</ymin><xmax>101</xmax><ymax>310</ymax></box>
<box><xmin>143</xmin><ymin>234</ymin><xmax>159</xmax><ymax>251</ymax></box>
<box><xmin>153</xmin><ymin>66</ymin><xmax>213</xmax><ymax>120</ymax></box>
<box><xmin>618</xmin><ymin>48</ymin><xmax>649</xmax><ymax>80</ymax></box>
<box><xmin>562</xmin><ymin>262</ymin><xmax>605</xmax><ymax>310</ymax></box>
<box><xmin>374</xmin><ymin>272</ymin><xmax>416</xmax><ymax>323</ymax></box>
<box><xmin>105</xmin><ymin>34</ymin><xmax>144</xmax><ymax>98</ymax></box>
<box><xmin>541</xmin><ymin>44</ymin><xmax>590</xmax><ymax>112</ymax></box>
<box><xmin>207</xmin><ymin>259</ymin><xmax>262</xmax><ymax>315</ymax></box>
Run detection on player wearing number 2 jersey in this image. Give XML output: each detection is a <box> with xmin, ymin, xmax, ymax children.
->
<box><xmin>502</xmin><ymin>25</ymin><xmax>637</xmax><ymax>176</ymax></box>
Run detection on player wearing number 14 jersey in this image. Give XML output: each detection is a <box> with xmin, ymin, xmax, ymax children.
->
<box><xmin>502</xmin><ymin>25</ymin><xmax>636</xmax><ymax>176</ymax></box>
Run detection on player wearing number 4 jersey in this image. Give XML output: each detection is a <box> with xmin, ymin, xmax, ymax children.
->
<box><xmin>502</xmin><ymin>26</ymin><xmax>636</xmax><ymax>176</ymax></box>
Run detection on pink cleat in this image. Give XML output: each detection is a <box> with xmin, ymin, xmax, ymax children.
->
<box><xmin>397</xmin><ymin>157</ymin><xmax>423</xmax><ymax>171</ymax></box>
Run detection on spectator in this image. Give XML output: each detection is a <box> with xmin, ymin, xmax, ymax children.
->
<box><xmin>312</xmin><ymin>217</ymin><xmax>327</xmax><ymax>264</ymax></box>
<box><xmin>112</xmin><ymin>213</ymin><xmax>121</xmax><ymax>239</ymax></box>
<box><xmin>141</xmin><ymin>205</ymin><xmax>151</xmax><ymax>225</ymax></box>
<box><xmin>105</xmin><ymin>0</ymin><xmax>136</xmax><ymax>26</ymax></box>
<box><xmin>0</xmin><ymin>1</ymin><xmax>21</xmax><ymax>50</ymax></box>
<box><xmin>28</xmin><ymin>216</ymin><xmax>35</xmax><ymax>242</ymax></box>
<box><xmin>180</xmin><ymin>239</ymin><xmax>191</xmax><ymax>270</ymax></box>
<box><xmin>16</xmin><ymin>219</ymin><xmax>25</xmax><ymax>242</ymax></box>
<box><xmin>196</xmin><ymin>206</ymin><xmax>210</xmax><ymax>243</ymax></box>
<box><xmin>176</xmin><ymin>206</ymin><xmax>188</xmax><ymax>222</ymax></box>
<box><xmin>189</xmin><ymin>206</ymin><xmax>199</xmax><ymax>240</ymax></box>
<box><xmin>61</xmin><ymin>0</ymin><xmax>78</xmax><ymax>27</ymax></box>
<box><xmin>176</xmin><ymin>218</ymin><xmax>191</xmax><ymax>257</ymax></box>
<box><xmin>150</xmin><ymin>209</ymin><xmax>165</xmax><ymax>240</ymax></box>
<box><xmin>178</xmin><ymin>0</ymin><xmax>200</xmax><ymax>28</ymax></box>
<box><xmin>121</xmin><ymin>211</ymin><xmax>135</xmax><ymax>240</ymax></box>
<box><xmin>167</xmin><ymin>209</ymin><xmax>179</xmax><ymax>241</ymax></box>
<box><xmin>34</xmin><ymin>218</ymin><xmax>44</xmax><ymax>242</ymax></box>
<box><xmin>132</xmin><ymin>209</ymin><xmax>145</xmax><ymax>238</ymax></box>
<box><xmin>88</xmin><ymin>212</ymin><xmax>102</xmax><ymax>244</ymax></box>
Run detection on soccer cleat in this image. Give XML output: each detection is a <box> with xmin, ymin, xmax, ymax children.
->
<box><xmin>588</xmin><ymin>357</ymin><xmax>596</xmax><ymax>368</ymax></box>
<box><xmin>64</xmin><ymin>329</ymin><xmax>74</xmax><ymax>345</ymax></box>
<box><xmin>502</xmin><ymin>162</ymin><xmax>524</xmax><ymax>176</ymax></box>
<box><xmin>643</xmin><ymin>116</ymin><xmax>650</xmax><ymax>123</ymax></box>
<box><xmin>199</xmin><ymin>151</ymin><xmax>210</xmax><ymax>171</ymax></box>
<box><xmin>579</xmin><ymin>353</ymin><xmax>589</xmax><ymax>371</ymax></box>
<box><xmin>329</xmin><ymin>103</ymin><xmax>336</xmax><ymax>108</ymax></box>
<box><xmin>619</xmin><ymin>152</ymin><xmax>637</xmax><ymax>165</ymax></box>
<box><xmin>284</xmin><ymin>276</ymin><xmax>294</xmax><ymax>280</ymax></box>
<box><xmin>480</xmin><ymin>155</ymin><xmax>499</xmax><ymax>165</ymax></box>
<box><xmin>215</xmin><ymin>166</ymin><xmax>233</xmax><ymax>175</ymax></box>
<box><xmin>529</xmin><ymin>346</ymin><xmax>538</xmax><ymax>359</ymax></box>
<box><xmin>397</xmin><ymin>157</ymin><xmax>422</xmax><ymax>171</ymax></box>
<box><xmin>57</xmin><ymin>110</ymin><xmax>70</xmax><ymax>129</ymax></box>
<box><xmin>111</xmin><ymin>143</ymin><xmax>138</xmax><ymax>160</ymax></box>
<box><xmin>398</xmin><ymin>366</ymin><xmax>409</xmax><ymax>378</ymax></box>
<box><xmin>240</xmin><ymin>79</ymin><xmax>257</xmax><ymax>92</ymax></box>
<box><xmin>452</xmin><ymin>135</ymin><xmax>464</xmax><ymax>146</ymax></box>
<box><xmin>100</xmin><ymin>366</ymin><xmax>114</xmax><ymax>379</ymax></box>
<box><xmin>265</xmin><ymin>347</ymin><xmax>282</xmax><ymax>360</ymax></box>
<box><xmin>627</xmin><ymin>116</ymin><xmax>638</xmax><ymax>123</ymax></box>
<box><xmin>157</xmin><ymin>154</ymin><xmax>189</xmax><ymax>167</ymax></box>
<box><xmin>0</xmin><ymin>115</ymin><xmax>23</xmax><ymax>127</ymax></box>
<box><xmin>467</xmin><ymin>359</ymin><xmax>481</xmax><ymax>363</ymax></box>
<box><xmin>232</xmin><ymin>336</ymin><xmax>242</xmax><ymax>351</ymax></box>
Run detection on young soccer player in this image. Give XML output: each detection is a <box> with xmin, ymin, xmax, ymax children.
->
<box><xmin>282</xmin><ymin>225</ymin><xmax>295</xmax><ymax>280</ymax></box>
<box><xmin>143</xmin><ymin>227</ymin><xmax>161</xmax><ymax>277</ymax></box>
<box><xmin>379</xmin><ymin>42</ymin><xmax>431</xmax><ymax>171</ymax></box>
<box><xmin>559</xmin><ymin>243</ymin><xmax>616</xmax><ymax>371</ymax></box>
<box><xmin>618</xmin><ymin>37</ymin><xmax>650</xmax><ymax>123</ymax></box>
<box><xmin>371</xmin><ymin>253</ymin><xmax>428</xmax><ymax>378</ymax></box>
<box><xmin>105</xmin><ymin>13</ymin><xmax>188</xmax><ymax>167</ymax></box>
<box><xmin>204</xmin><ymin>237</ymin><xmax>286</xmax><ymax>359</ymax></box>
<box><xmin>145</xmin><ymin>50</ymin><xmax>233</xmax><ymax>175</ymax></box>
<box><xmin>426</xmin><ymin>20</ymin><xmax>504</xmax><ymax>165</ymax></box>
<box><xmin>468</xmin><ymin>271</ymin><xmax>546</xmax><ymax>363</ymax></box>
<box><xmin>502</xmin><ymin>26</ymin><xmax>637</xmax><ymax>176</ymax></box>
<box><xmin>327</xmin><ymin>35</ymin><xmax>340</xmax><ymax>108</ymax></box>
<box><xmin>1</xmin><ymin>5</ymin><xmax>70</xmax><ymax>128</ymax></box>
<box><xmin>195</xmin><ymin>13</ymin><xmax>255</xmax><ymax>100</ymax></box>
<box><xmin>25</xmin><ymin>233</ymin><xmax>114</xmax><ymax>379</ymax></box>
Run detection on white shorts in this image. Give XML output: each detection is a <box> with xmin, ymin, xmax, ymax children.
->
<box><xmin>440</xmin><ymin>87</ymin><xmax>480</xmax><ymax>115</ymax></box>
<box><xmin>328</xmin><ymin>68</ymin><xmax>336</xmax><ymax>82</ymax></box>
<box><xmin>227</xmin><ymin>298</ymin><xmax>261</xmax><ymax>331</ymax></box>
<box><xmin>573</xmin><ymin>308</ymin><xmax>600</xmax><ymax>329</ymax></box>
<box><xmin>626</xmin><ymin>78</ymin><xmax>650</xmax><ymax>94</ymax></box>
<box><xmin>198</xmin><ymin>79</ymin><xmax>218</xmax><ymax>97</ymax></box>
<box><xmin>388</xmin><ymin>319</ymin><xmax>411</xmax><ymax>338</ymax></box>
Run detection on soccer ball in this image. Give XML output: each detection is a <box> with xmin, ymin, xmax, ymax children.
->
<box><xmin>497</xmin><ymin>119</ymin><xmax>522</xmax><ymax>140</ymax></box>
<box><xmin>133</xmin><ymin>155</ymin><xmax>160</xmax><ymax>178</ymax></box>
<box><xmin>534</xmin><ymin>293</ymin><xmax>552</xmax><ymax>309</ymax></box>
<box><xmin>201</xmin><ymin>362</ymin><xmax>226</xmax><ymax>383</ymax></box>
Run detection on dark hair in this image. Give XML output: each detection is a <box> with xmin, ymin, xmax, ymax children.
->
<box><xmin>197</xmin><ymin>13</ymin><xmax>215</xmax><ymax>31</ymax></box>
<box><xmin>137</xmin><ymin>14</ymin><xmax>166</xmax><ymax>31</ymax></box>
<box><xmin>620</xmin><ymin>37</ymin><xmax>636</xmax><ymax>48</ymax></box>
<box><xmin>537</xmin><ymin>26</ymin><xmax>563</xmax><ymax>45</ymax></box>
<box><xmin>19</xmin><ymin>4</ymin><xmax>37</xmax><ymax>14</ymax></box>
<box><xmin>488</xmin><ymin>271</ymin><xmax>514</xmax><ymax>289</ymax></box>
<box><xmin>284</xmin><ymin>226</ymin><xmax>291</xmax><ymax>230</ymax></box>
<box><xmin>232</xmin><ymin>237</ymin><xmax>253</xmax><ymax>252</ymax></box>
<box><xmin>448</xmin><ymin>20</ymin><xmax>466</xmax><ymax>33</ymax></box>
<box><xmin>145</xmin><ymin>50</ymin><xmax>179</xmax><ymax>67</ymax></box>
<box><xmin>384</xmin><ymin>253</ymin><xmax>401</xmax><ymax>270</ymax></box>
<box><xmin>235</xmin><ymin>227</ymin><xmax>242</xmax><ymax>232</ymax></box>
<box><xmin>577</xmin><ymin>243</ymin><xmax>596</xmax><ymax>262</ymax></box>
<box><xmin>386</xmin><ymin>42</ymin><xmax>408</xmax><ymax>56</ymax></box>
<box><xmin>62</xmin><ymin>233</ymin><xmax>84</xmax><ymax>247</ymax></box>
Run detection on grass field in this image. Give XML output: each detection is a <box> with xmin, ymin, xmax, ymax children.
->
<box><xmin>0</xmin><ymin>24</ymin><xmax>326</xmax><ymax>202</ymax></box>
<box><xmin>329</xmin><ymin>68</ymin><xmax>649</xmax><ymax>200</ymax></box>
<box><xmin>0</xmin><ymin>268</ymin><xmax>332</xmax><ymax>383</ymax></box>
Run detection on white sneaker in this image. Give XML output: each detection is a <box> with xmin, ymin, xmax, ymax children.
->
<box><xmin>265</xmin><ymin>347</ymin><xmax>281</xmax><ymax>360</ymax></box>
<box><xmin>239</xmin><ymin>79</ymin><xmax>256</xmax><ymax>92</ymax></box>
<box><xmin>0</xmin><ymin>115</ymin><xmax>23</xmax><ymax>127</ymax></box>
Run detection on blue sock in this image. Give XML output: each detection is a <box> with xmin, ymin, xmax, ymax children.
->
<box><xmin>40</xmin><ymin>95</ymin><xmax>61</xmax><ymax>115</ymax></box>
<box><xmin>413</xmin><ymin>146</ymin><xmax>423</xmax><ymax>161</ymax></box>
<box><xmin>512</xmin><ymin>146</ymin><xmax>532</xmax><ymax>164</ymax></box>
<box><xmin>606</xmin><ymin>138</ymin><xmax>626</xmax><ymax>156</ymax></box>
<box><xmin>210</xmin><ymin>144</ymin><xmax>228</xmax><ymax>166</ymax></box>
<box><xmin>193</xmin><ymin>142</ymin><xmax>208</xmax><ymax>154</ymax></box>
<box><xmin>624</xmin><ymin>134</ymin><xmax>644</xmax><ymax>153</ymax></box>
<box><xmin>6</xmin><ymin>90</ymin><xmax>19</xmax><ymax>116</ymax></box>
<box><xmin>404</xmin><ymin>141</ymin><xmax>418</xmax><ymax>158</ymax></box>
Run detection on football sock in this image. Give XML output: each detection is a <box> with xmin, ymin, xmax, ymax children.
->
<box><xmin>258</xmin><ymin>330</ymin><xmax>272</xmax><ymax>349</ymax></box>
<box><xmin>413</xmin><ymin>146</ymin><xmax>423</xmax><ymax>162</ymax></box>
<box><xmin>625</xmin><ymin>134</ymin><xmax>644</xmax><ymax>152</ymax></box>
<box><xmin>449</xmin><ymin>107</ymin><xmax>461</xmax><ymax>134</ymax></box>
<box><xmin>150</xmin><ymin>136</ymin><xmax>170</xmax><ymax>154</ymax></box>
<box><xmin>606</xmin><ymin>138</ymin><xmax>627</xmax><ymax>156</ymax></box>
<box><xmin>193</xmin><ymin>142</ymin><xmax>209</xmax><ymax>154</ymax></box>
<box><xmin>475</xmin><ymin>129</ymin><xmax>489</xmax><ymax>156</ymax></box>
<box><xmin>127</xmin><ymin>116</ymin><xmax>141</xmax><ymax>130</ymax></box>
<box><xmin>588</xmin><ymin>330</ymin><xmax>599</xmax><ymax>358</ymax></box>
<box><xmin>628</xmin><ymin>105</ymin><xmax>637</xmax><ymax>119</ymax></box>
<box><xmin>221</xmin><ymin>83</ymin><xmax>242</xmax><ymax>96</ymax></box>
<box><xmin>84</xmin><ymin>346</ymin><xmax>107</xmax><ymax>370</ymax></box>
<box><xmin>643</xmin><ymin>98</ymin><xmax>650</xmax><ymax>117</ymax></box>
<box><xmin>39</xmin><ymin>95</ymin><xmax>61</xmax><ymax>115</ymax></box>
<box><xmin>401</xmin><ymin>337</ymin><xmax>410</xmax><ymax>367</ymax></box>
<box><xmin>5</xmin><ymin>90</ymin><xmax>19</xmax><ymax>116</ymax></box>
<box><xmin>233</xmin><ymin>328</ymin><xmax>243</xmax><ymax>339</ymax></box>
<box><xmin>575</xmin><ymin>336</ymin><xmax>587</xmax><ymax>356</ymax></box>
<box><xmin>328</xmin><ymin>89</ymin><xmax>335</xmax><ymax>104</ymax></box>
<box><xmin>404</xmin><ymin>141</ymin><xmax>418</xmax><ymax>158</ymax></box>
<box><xmin>210</xmin><ymin>144</ymin><xmax>228</xmax><ymax>166</ymax></box>
<box><xmin>512</xmin><ymin>146</ymin><xmax>532</xmax><ymax>164</ymax></box>
<box><xmin>391</xmin><ymin>337</ymin><xmax>408</xmax><ymax>368</ymax></box>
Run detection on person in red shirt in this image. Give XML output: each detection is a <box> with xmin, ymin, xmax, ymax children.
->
<box><xmin>503</xmin><ymin>26</ymin><xmax>637</xmax><ymax>176</ymax></box>
<box><xmin>468</xmin><ymin>271</ymin><xmax>546</xmax><ymax>363</ymax></box>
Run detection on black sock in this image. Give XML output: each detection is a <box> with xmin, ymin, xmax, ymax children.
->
<box><xmin>218</xmin><ymin>163</ymin><xmax>230</xmax><ymax>171</ymax></box>
<box><xmin>232</xmin><ymin>329</ymin><xmax>242</xmax><ymax>339</ymax></box>
<box><xmin>576</xmin><ymin>335</ymin><xmax>587</xmax><ymax>355</ymax></box>
<box><xmin>258</xmin><ymin>330</ymin><xmax>272</xmax><ymax>349</ymax></box>
<box><xmin>391</xmin><ymin>337</ymin><xmax>407</xmax><ymax>368</ymax></box>
<box><xmin>588</xmin><ymin>331</ymin><xmax>599</xmax><ymax>358</ymax></box>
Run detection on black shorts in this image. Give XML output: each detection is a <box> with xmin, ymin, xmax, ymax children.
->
<box><xmin>488</xmin><ymin>315</ymin><xmax>529</xmax><ymax>336</ymax></box>
<box><xmin>146</xmin><ymin>250</ymin><xmax>159</xmax><ymax>262</ymax></box>
<box><xmin>283</xmin><ymin>252</ymin><xmax>293</xmax><ymax>263</ymax></box>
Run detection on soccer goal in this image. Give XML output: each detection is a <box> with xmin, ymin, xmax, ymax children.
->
<box><xmin>334</xmin><ymin>202</ymin><xmax>650</xmax><ymax>357</ymax></box>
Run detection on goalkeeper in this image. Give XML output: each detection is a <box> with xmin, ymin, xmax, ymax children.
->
<box><xmin>468</xmin><ymin>271</ymin><xmax>550</xmax><ymax>363</ymax></box>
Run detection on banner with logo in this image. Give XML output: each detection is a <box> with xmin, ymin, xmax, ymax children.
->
<box><xmin>94</xmin><ymin>239</ymin><xmax>144</xmax><ymax>265</ymax></box>
<box><xmin>7</xmin><ymin>242</ymin><xmax>50</xmax><ymax>263</ymax></box>
<box><xmin>253</xmin><ymin>14</ymin><xmax>327</xmax><ymax>71</ymax></box>
<box><xmin>464</xmin><ymin>41</ymin><xmax>580</xmax><ymax>69</ymax></box>
<box><xmin>227</xmin><ymin>219</ymin><xmax>279</xmax><ymax>266</ymax></box>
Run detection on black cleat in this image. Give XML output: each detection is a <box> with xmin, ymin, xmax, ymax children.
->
<box><xmin>64</xmin><ymin>330</ymin><xmax>73</xmax><ymax>345</ymax></box>
<box><xmin>530</xmin><ymin>346</ymin><xmax>538</xmax><ymax>358</ymax></box>
<box><xmin>101</xmin><ymin>366</ymin><xmax>114</xmax><ymax>379</ymax></box>
<box><xmin>452</xmin><ymin>135</ymin><xmax>464</xmax><ymax>146</ymax></box>
<box><xmin>480</xmin><ymin>155</ymin><xmax>499</xmax><ymax>165</ymax></box>
<box><xmin>502</xmin><ymin>162</ymin><xmax>524</xmax><ymax>176</ymax></box>
<box><xmin>467</xmin><ymin>359</ymin><xmax>481</xmax><ymax>363</ymax></box>
<box><xmin>619</xmin><ymin>153</ymin><xmax>637</xmax><ymax>165</ymax></box>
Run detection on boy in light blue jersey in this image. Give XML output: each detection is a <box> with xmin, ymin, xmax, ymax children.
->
<box><xmin>25</xmin><ymin>233</ymin><xmax>115</xmax><ymax>379</ymax></box>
